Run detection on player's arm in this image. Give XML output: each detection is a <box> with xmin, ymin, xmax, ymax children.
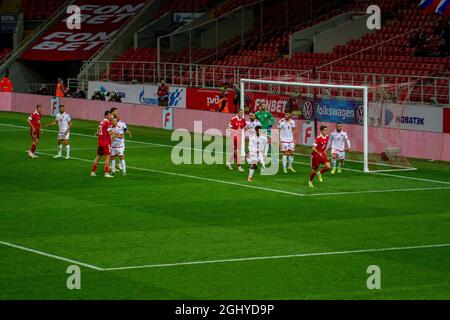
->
<box><xmin>292</xmin><ymin>126</ymin><xmax>296</xmax><ymax>145</ymax></box>
<box><xmin>268</xmin><ymin>112</ymin><xmax>275</xmax><ymax>127</ymax></box>
<box><xmin>311</xmin><ymin>142</ymin><xmax>322</xmax><ymax>156</ymax></box>
<box><xmin>26</xmin><ymin>116</ymin><xmax>34</xmax><ymax>131</ymax></box>
<box><xmin>45</xmin><ymin>120</ymin><xmax>57</xmax><ymax>127</ymax></box>
<box><xmin>345</xmin><ymin>134</ymin><xmax>351</xmax><ymax>152</ymax></box>
<box><xmin>125</xmin><ymin>126</ymin><xmax>131</xmax><ymax>138</ymax></box>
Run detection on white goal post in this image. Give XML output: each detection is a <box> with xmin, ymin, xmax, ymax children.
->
<box><xmin>240</xmin><ymin>78</ymin><xmax>415</xmax><ymax>173</ymax></box>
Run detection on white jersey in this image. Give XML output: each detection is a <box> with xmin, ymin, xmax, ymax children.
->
<box><xmin>248</xmin><ymin>133</ymin><xmax>267</xmax><ymax>163</ymax></box>
<box><xmin>108</xmin><ymin>126</ymin><xmax>125</xmax><ymax>148</ymax></box>
<box><xmin>118</xmin><ymin>120</ymin><xmax>128</xmax><ymax>145</ymax></box>
<box><xmin>246</xmin><ymin>119</ymin><xmax>262</xmax><ymax>130</ymax></box>
<box><xmin>329</xmin><ymin>130</ymin><xmax>351</xmax><ymax>151</ymax></box>
<box><xmin>277</xmin><ymin>118</ymin><xmax>296</xmax><ymax>143</ymax></box>
<box><xmin>56</xmin><ymin>112</ymin><xmax>71</xmax><ymax>132</ymax></box>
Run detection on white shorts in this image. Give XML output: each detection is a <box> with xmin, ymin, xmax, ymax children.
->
<box><xmin>111</xmin><ymin>146</ymin><xmax>124</xmax><ymax>157</ymax></box>
<box><xmin>58</xmin><ymin>132</ymin><xmax>70</xmax><ymax>140</ymax></box>
<box><xmin>331</xmin><ymin>149</ymin><xmax>345</xmax><ymax>160</ymax></box>
<box><xmin>248</xmin><ymin>152</ymin><xmax>264</xmax><ymax>164</ymax></box>
<box><xmin>280</xmin><ymin>142</ymin><xmax>295</xmax><ymax>152</ymax></box>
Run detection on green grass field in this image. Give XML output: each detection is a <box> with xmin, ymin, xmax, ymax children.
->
<box><xmin>0</xmin><ymin>110</ymin><xmax>449</xmax><ymax>300</ymax></box>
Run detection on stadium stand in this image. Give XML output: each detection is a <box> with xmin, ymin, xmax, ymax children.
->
<box><xmin>21</xmin><ymin>0</ymin><xmax>67</xmax><ymax>20</ymax></box>
<box><xmin>0</xmin><ymin>48</ymin><xmax>12</xmax><ymax>62</ymax></box>
<box><xmin>152</xmin><ymin>0</ymin><xmax>216</xmax><ymax>20</ymax></box>
<box><xmin>101</xmin><ymin>0</ymin><xmax>448</xmax><ymax>103</ymax></box>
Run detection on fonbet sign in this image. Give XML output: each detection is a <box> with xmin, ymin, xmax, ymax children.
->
<box><xmin>21</xmin><ymin>0</ymin><xmax>145</xmax><ymax>61</ymax></box>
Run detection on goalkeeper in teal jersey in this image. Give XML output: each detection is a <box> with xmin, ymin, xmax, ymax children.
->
<box><xmin>255</xmin><ymin>102</ymin><xmax>276</xmax><ymax>164</ymax></box>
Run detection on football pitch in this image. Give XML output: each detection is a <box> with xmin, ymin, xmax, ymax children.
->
<box><xmin>0</xmin><ymin>111</ymin><xmax>449</xmax><ymax>299</ymax></box>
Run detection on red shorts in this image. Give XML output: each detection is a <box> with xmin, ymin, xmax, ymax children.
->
<box><xmin>97</xmin><ymin>145</ymin><xmax>111</xmax><ymax>156</ymax></box>
<box><xmin>30</xmin><ymin>127</ymin><xmax>40</xmax><ymax>140</ymax></box>
<box><xmin>311</xmin><ymin>152</ymin><xmax>329</xmax><ymax>171</ymax></box>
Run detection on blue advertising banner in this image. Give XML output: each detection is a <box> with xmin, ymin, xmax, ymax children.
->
<box><xmin>315</xmin><ymin>99</ymin><xmax>363</xmax><ymax>125</ymax></box>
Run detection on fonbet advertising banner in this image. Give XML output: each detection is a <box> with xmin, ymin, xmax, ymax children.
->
<box><xmin>88</xmin><ymin>81</ymin><xmax>186</xmax><ymax>108</ymax></box>
<box><xmin>21</xmin><ymin>0</ymin><xmax>145</xmax><ymax>61</ymax></box>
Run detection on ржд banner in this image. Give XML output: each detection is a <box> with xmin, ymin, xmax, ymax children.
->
<box><xmin>21</xmin><ymin>0</ymin><xmax>145</xmax><ymax>61</ymax></box>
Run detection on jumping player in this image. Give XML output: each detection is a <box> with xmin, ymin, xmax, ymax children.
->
<box><xmin>90</xmin><ymin>110</ymin><xmax>114</xmax><ymax>178</ymax></box>
<box><xmin>227</xmin><ymin>109</ymin><xmax>246</xmax><ymax>171</ymax></box>
<box><xmin>45</xmin><ymin>105</ymin><xmax>72</xmax><ymax>159</ymax></box>
<box><xmin>108</xmin><ymin>118</ymin><xmax>126</xmax><ymax>176</ymax></box>
<box><xmin>278</xmin><ymin>111</ymin><xmax>296</xmax><ymax>173</ymax></box>
<box><xmin>247</xmin><ymin>125</ymin><xmax>267</xmax><ymax>182</ymax></box>
<box><xmin>26</xmin><ymin>104</ymin><xmax>43</xmax><ymax>158</ymax></box>
<box><xmin>329</xmin><ymin>123</ymin><xmax>351</xmax><ymax>174</ymax></box>
<box><xmin>309</xmin><ymin>125</ymin><xmax>331</xmax><ymax>188</ymax></box>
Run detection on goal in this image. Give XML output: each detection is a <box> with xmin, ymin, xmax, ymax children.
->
<box><xmin>240</xmin><ymin>78</ymin><xmax>416</xmax><ymax>173</ymax></box>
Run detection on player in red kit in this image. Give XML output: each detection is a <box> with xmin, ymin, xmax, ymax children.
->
<box><xmin>90</xmin><ymin>111</ymin><xmax>114</xmax><ymax>178</ymax></box>
<box><xmin>227</xmin><ymin>109</ymin><xmax>246</xmax><ymax>171</ymax></box>
<box><xmin>309</xmin><ymin>125</ymin><xmax>331</xmax><ymax>188</ymax></box>
<box><xmin>26</xmin><ymin>104</ymin><xmax>43</xmax><ymax>158</ymax></box>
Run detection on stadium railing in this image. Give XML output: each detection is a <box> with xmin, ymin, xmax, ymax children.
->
<box><xmin>79</xmin><ymin>60</ymin><xmax>450</xmax><ymax>105</ymax></box>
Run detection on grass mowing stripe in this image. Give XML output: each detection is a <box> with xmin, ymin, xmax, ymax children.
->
<box><xmin>3</xmin><ymin>122</ymin><xmax>448</xmax><ymax>185</ymax></box>
<box><xmin>34</xmin><ymin>151</ymin><xmax>450</xmax><ymax>197</ymax></box>
<box><xmin>0</xmin><ymin>241</ymin><xmax>104</xmax><ymax>271</ymax></box>
<box><xmin>35</xmin><ymin>151</ymin><xmax>307</xmax><ymax>197</ymax></box>
<box><xmin>102</xmin><ymin>243</ymin><xmax>450</xmax><ymax>271</ymax></box>
<box><xmin>4</xmin><ymin>123</ymin><xmax>450</xmax><ymax>185</ymax></box>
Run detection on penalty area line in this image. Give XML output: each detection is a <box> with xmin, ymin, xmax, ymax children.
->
<box><xmin>0</xmin><ymin>240</ymin><xmax>104</xmax><ymax>271</ymax></box>
<box><xmin>102</xmin><ymin>243</ymin><xmax>450</xmax><ymax>271</ymax></box>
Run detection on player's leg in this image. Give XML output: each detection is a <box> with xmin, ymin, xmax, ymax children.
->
<box><xmin>331</xmin><ymin>150</ymin><xmax>337</xmax><ymax>174</ymax></box>
<box><xmin>227</xmin><ymin>136</ymin><xmax>237</xmax><ymax>170</ymax></box>
<box><xmin>235</xmin><ymin>136</ymin><xmax>244</xmax><ymax>172</ymax></box>
<box><xmin>104</xmin><ymin>153</ymin><xmax>113</xmax><ymax>178</ymax></box>
<box><xmin>91</xmin><ymin>155</ymin><xmax>101</xmax><ymax>176</ymax></box>
<box><xmin>29</xmin><ymin>129</ymin><xmax>39</xmax><ymax>158</ymax></box>
<box><xmin>64</xmin><ymin>135</ymin><xmax>70</xmax><ymax>159</ymax></box>
<box><xmin>317</xmin><ymin>161</ymin><xmax>331</xmax><ymax>182</ymax></box>
<box><xmin>119</xmin><ymin>154</ymin><xmax>126</xmax><ymax>176</ymax></box>
<box><xmin>248</xmin><ymin>163</ymin><xmax>257</xmax><ymax>182</ymax></box>
<box><xmin>338</xmin><ymin>152</ymin><xmax>345</xmax><ymax>173</ymax></box>
<box><xmin>309</xmin><ymin>155</ymin><xmax>320</xmax><ymax>187</ymax></box>
<box><xmin>55</xmin><ymin>138</ymin><xmax>63</xmax><ymax>158</ymax></box>
<box><xmin>281</xmin><ymin>147</ymin><xmax>288</xmax><ymax>173</ymax></box>
<box><xmin>287</xmin><ymin>148</ymin><xmax>296</xmax><ymax>172</ymax></box>
<box><xmin>111</xmin><ymin>155</ymin><xmax>116</xmax><ymax>175</ymax></box>
<box><xmin>103</xmin><ymin>145</ymin><xmax>114</xmax><ymax>178</ymax></box>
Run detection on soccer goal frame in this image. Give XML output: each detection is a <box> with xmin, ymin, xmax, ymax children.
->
<box><xmin>240</xmin><ymin>78</ymin><xmax>413</xmax><ymax>173</ymax></box>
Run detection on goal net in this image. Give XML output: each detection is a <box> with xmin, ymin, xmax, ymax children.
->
<box><xmin>240</xmin><ymin>78</ymin><xmax>416</xmax><ymax>173</ymax></box>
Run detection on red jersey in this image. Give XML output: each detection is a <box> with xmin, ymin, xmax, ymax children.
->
<box><xmin>0</xmin><ymin>77</ymin><xmax>13</xmax><ymax>92</ymax></box>
<box><xmin>28</xmin><ymin>111</ymin><xmax>41</xmax><ymax>129</ymax></box>
<box><xmin>97</xmin><ymin>119</ymin><xmax>111</xmax><ymax>147</ymax></box>
<box><xmin>157</xmin><ymin>85</ymin><xmax>169</xmax><ymax>97</ymax></box>
<box><xmin>313</xmin><ymin>134</ymin><xmax>329</xmax><ymax>154</ymax></box>
<box><xmin>229</xmin><ymin>116</ymin><xmax>247</xmax><ymax>130</ymax></box>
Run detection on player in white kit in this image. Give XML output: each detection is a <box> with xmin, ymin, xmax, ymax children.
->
<box><xmin>328</xmin><ymin>123</ymin><xmax>351</xmax><ymax>174</ymax></box>
<box><xmin>116</xmin><ymin>112</ymin><xmax>131</xmax><ymax>171</ymax></box>
<box><xmin>247</xmin><ymin>125</ymin><xmax>267</xmax><ymax>182</ymax></box>
<box><xmin>108</xmin><ymin>118</ymin><xmax>127</xmax><ymax>176</ymax></box>
<box><xmin>277</xmin><ymin>111</ymin><xmax>296</xmax><ymax>173</ymax></box>
<box><xmin>45</xmin><ymin>105</ymin><xmax>72</xmax><ymax>159</ymax></box>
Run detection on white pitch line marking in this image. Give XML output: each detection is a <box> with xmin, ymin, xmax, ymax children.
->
<box><xmin>2</xmin><ymin>122</ymin><xmax>449</xmax><ymax>185</ymax></box>
<box><xmin>0</xmin><ymin>240</ymin><xmax>104</xmax><ymax>271</ymax></box>
<box><xmin>34</xmin><ymin>151</ymin><xmax>450</xmax><ymax>197</ymax></box>
<box><xmin>102</xmin><ymin>243</ymin><xmax>450</xmax><ymax>271</ymax></box>
<box><xmin>35</xmin><ymin>151</ymin><xmax>306</xmax><ymax>197</ymax></box>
